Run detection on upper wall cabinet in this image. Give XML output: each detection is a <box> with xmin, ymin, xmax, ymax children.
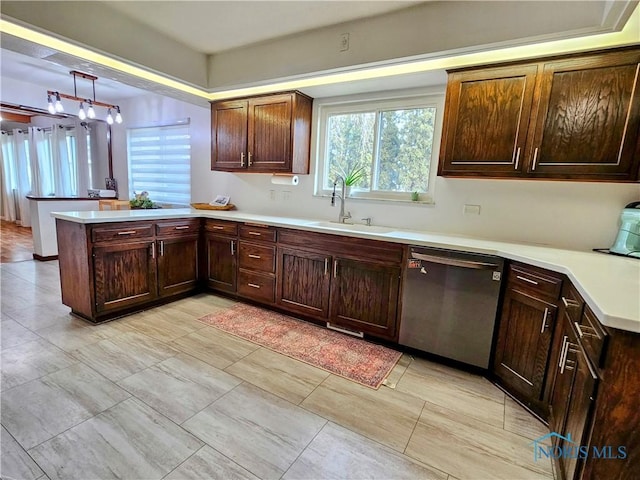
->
<box><xmin>211</xmin><ymin>91</ymin><xmax>313</xmax><ymax>174</ymax></box>
<box><xmin>438</xmin><ymin>47</ymin><xmax>640</xmax><ymax>182</ymax></box>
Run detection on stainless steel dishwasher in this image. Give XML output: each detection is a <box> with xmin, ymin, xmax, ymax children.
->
<box><xmin>399</xmin><ymin>246</ymin><xmax>504</xmax><ymax>369</ymax></box>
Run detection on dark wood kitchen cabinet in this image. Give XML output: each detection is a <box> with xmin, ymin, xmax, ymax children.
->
<box><xmin>329</xmin><ymin>258</ymin><xmax>401</xmax><ymax>340</ymax></box>
<box><xmin>277</xmin><ymin>247</ymin><xmax>331</xmax><ymax>318</ymax></box>
<box><xmin>211</xmin><ymin>91</ymin><xmax>312</xmax><ymax>174</ymax></box>
<box><xmin>204</xmin><ymin>219</ymin><xmax>238</xmax><ymax>293</ymax></box>
<box><xmin>277</xmin><ymin>228</ymin><xmax>403</xmax><ymax>341</ymax></box>
<box><xmin>438</xmin><ymin>64</ymin><xmax>538</xmax><ymax>177</ymax></box>
<box><xmin>493</xmin><ymin>263</ymin><xmax>563</xmax><ymax>417</ymax></box>
<box><xmin>57</xmin><ymin>218</ymin><xmax>201</xmax><ymax>323</ymax></box>
<box><xmin>156</xmin><ymin>219</ymin><xmax>200</xmax><ymax>298</ymax></box>
<box><xmin>236</xmin><ymin>224</ymin><xmax>277</xmax><ymax>304</ymax></box>
<box><xmin>439</xmin><ymin>47</ymin><xmax>640</xmax><ymax>182</ymax></box>
<box><xmin>93</xmin><ymin>239</ymin><xmax>157</xmax><ymax>313</ymax></box>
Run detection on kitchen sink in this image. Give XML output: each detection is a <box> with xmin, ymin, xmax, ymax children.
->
<box><xmin>306</xmin><ymin>221</ymin><xmax>397</xmax><ymax>234</ymax></box>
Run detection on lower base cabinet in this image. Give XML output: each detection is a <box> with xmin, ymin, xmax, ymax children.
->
<box><xmin>57</xmin><ymin>218</ymin><xmax>200</xmax><ymax>322</ymax></box>
<box><xmin>277</xmin><ymin>247</ymin><xmax>331</xmax><ymax>318</ymax></box>
<box><xmin>205</xmin><ymin>234</ymin><xmax>237</xmax><ymax>293</ymax></box>
<box><xmin>330</xmin><ymin>258</ymin><xmax>400</xmax><ymax>339</ymax></box>
<box><xmin>276</xmin><ymin>229</ymin><xmax>403</xmax><ymax>341</ymax></box>
<box><xmin>93</xmin><ymin>240</ymin><xmax>158</xmax><ymax>313</ymax></box>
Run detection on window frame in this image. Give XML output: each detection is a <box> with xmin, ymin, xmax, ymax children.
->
<box><xmin>314</xmin><ymin>89</ymin><xmax>445</xmax><ymax>204</ymax></box>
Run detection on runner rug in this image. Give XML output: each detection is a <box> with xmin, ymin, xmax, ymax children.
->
<box><xmin>198</xmin><ymin>303</ymin><xmax>402</xmax><ymax>389</ymax></box>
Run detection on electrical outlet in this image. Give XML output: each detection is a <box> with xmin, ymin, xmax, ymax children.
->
<box><xmin>463</xmin><ymin>204</ymin><xmax>481</xmax><ymax>215</ymax></box>
<box><xmin>339</xmin><ymin>33</ymin><xmax>350</xmax><ymax>52</ymax></box>
<box><xmin>282</xmin><ymin>191</ymin><xmax>291</xmax><ymax>201</ymax></box>
<box><xmin>269</xmin><ymin>190</ymin><xmax>276</xmax><ymax>201</ymax></box>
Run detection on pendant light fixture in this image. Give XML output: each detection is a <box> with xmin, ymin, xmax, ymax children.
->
<box><xmin>46</xmin><ymin>71</ymin><xmax>122</xmax><ymax>124</ymax></box>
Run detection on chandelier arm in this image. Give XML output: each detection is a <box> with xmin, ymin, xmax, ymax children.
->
<box><xmin>46</xmin><ymin>91</ymin><xmax>117</xmax><ymax>110</ymax></box>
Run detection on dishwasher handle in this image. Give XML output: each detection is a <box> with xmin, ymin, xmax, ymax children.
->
<box><xmin>411</xmin><ymin>252</ymin><xmax>499</xmax><ymax>270</ymax></box>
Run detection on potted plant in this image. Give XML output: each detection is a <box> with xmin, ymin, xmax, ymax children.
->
<box><xmin>342</xmin><ymin>166</ymin><xmax>367</xmax><ymax>196</ymax></box>
<box><xmin>130</xmin><ymin>191</ymin><xmax>158</xmax><ymax>209</ymax></box>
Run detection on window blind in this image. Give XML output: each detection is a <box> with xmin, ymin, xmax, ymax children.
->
<box><xmin>127</xmin><ymin>123</ymin><xmax>191</xmax><ymax>206</ymax></box>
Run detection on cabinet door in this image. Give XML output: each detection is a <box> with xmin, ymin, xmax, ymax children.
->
<box><xmin>206</xmin><ymin>234</ymin><xmax>237</xmax><ymax>292</ymax></box>
<box><xmin>277</xmin><ymin>247</ymin><xmax>331</xmax><ymax>318</ymax></box>
<box><xmin>493</xmin><ymin>289</ymin><xmax>557</xmax><ymax>409</ymax></box>
<box><xmin>549</xmin><ymin>317</ymin><xmax>577</xmax><ymax>437</ymax></box>
<box><xmin>247</xmin><ymin>94</ymin><xmax>292</xmax><ymax>172</ymax></box>
<box><xmin>93</xmin><ymin>240</ymin><xmax>157</xmax><ymax>313</ymax></box>
<box><xmin>438</xmin><ymin>64</ymin><xmax>538</xmax><ymax>177</ymax></box>
<box><xmin>329</xmin><ymin>258</ymin><xmax>400</xmax><ymax>340</ymax></box>
<box><xmin>527</xmin><ymin>50</ymin><xmax>640</xmax><ymax>180</ymax></box>
<box><xmin>560</xmin><ymin>343</ymin><xmax>598</xmax><ymax>480</ymax></box>
<box><xmin>157</xmin><ymin>235</ymin><xmax>199</xmax><ymax>297</ymax></box>
<box><xmin>211</xmin><ymin>100</ymin><xmax>248</xmax><ymax>170</ymax></box>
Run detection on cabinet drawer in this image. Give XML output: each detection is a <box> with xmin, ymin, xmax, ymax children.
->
<box><xmin>508</xmin><ymin>263</ymin><xmax>563</xmax><ymax>300</ymax></box>
<box><xmin>204</xmin><ymin>220</ymin><xmax>238</xmax><ymax>236</ymax></box>
<box><xmin>238</xmin><ymin>242</ymin><xmax>276</xmax><ymax>273</ymax></box>
<box><xmin>576</xmin><ymin>305</ymin><xmax>608</xmax><ymax>369</ymax></box>
<box><xmin>560</xmin><ymin>282</ymin><xmax>585</xmax><ymax>324</ymax></box>
<box><xmin>239</xmin><ymin>224</ymin><xmax>276</xmax><ymax>242</ymax></box>
<box><xmin>237</xmin><ymin>270</ymin><xmax>275</xmax><ymax>303</ymax></box>
<box><xmin>156</xmin><ymin>219</ymin><xmax>200</xmax><ymax>236</ymax></box>
<box><xmin>91</xmin><ymin>222</ymin><xmax>154</xmax><ymax>243</ymax></box>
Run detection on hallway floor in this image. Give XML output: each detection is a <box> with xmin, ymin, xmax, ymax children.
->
<box><xmin>0</xmin><ymin>259</ymin><xmax>553</xmax><ymax>480</ymax></box>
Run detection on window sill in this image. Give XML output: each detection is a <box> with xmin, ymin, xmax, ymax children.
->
<box><xmin>314</xmin><ymin>193</ymin><xmax>434</xmax><ymax>206</ymax></box>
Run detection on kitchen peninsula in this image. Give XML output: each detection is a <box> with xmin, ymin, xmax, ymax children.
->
<box><xmin>54</xmin><ymin>208</ymin><xmax>640</xmax><ymax>479</ymax></box>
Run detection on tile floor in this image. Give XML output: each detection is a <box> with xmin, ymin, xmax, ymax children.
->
<box><xmin>0</xmin><ymin>259</ymin><xmax>554</xmax><ymax>480</ymax></box>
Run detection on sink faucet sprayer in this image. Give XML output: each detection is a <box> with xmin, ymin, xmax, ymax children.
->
<box><xmin>331</xmin><ymin>176</ymin><xmax>352</xmax><ymax>223</ymax></box>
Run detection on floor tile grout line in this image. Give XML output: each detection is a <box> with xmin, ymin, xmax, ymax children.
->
<box><xmin>178</xmin><ymin>380</ymin><xmax>245</xmax><ymax>427</ymax></box>
<box><xmin>403</xmin><ymin>400</ymin><xmax>426</xmax><ymax>455</ymax></box>
<box><xmin>1</xmin><ymin>422</ymin><xmax>46</xmax><ymax>479</ymax></box>
<box><xmin>278</xmin><ymin>418</ymin><xmax>329</xmax><ymax>480</ymax></box>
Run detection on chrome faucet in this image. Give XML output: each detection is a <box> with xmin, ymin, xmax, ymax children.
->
<box><xmin>331</xmin><ymin>175</ymin><xmax>352</xmax><ymax>223</ymax></box>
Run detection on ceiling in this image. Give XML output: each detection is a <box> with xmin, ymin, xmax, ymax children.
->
<box><xmin>103</xmin><ymin>1</ymin><xmax>424</xmax><ymax>54</ymax></box>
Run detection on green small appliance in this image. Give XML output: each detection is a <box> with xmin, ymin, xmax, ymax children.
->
<box><xmin>610</xmin><ymin>201</ymin><xmax>640</xmax><ymax>258</ymax></box>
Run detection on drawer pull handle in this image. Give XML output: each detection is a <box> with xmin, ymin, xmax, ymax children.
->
<box><xmin>333</xmin><ymin>260</ymin><xmax>338</xmax><ymax>278</ymax></box>
<box><xmin>562</xmin><ymin>296</ymin><xmax>580</xmax><ymax>308</ymax></box>
<box><xmin>248</xmin><ymin>283</ymin><xmax>261</xmax><ymax>289</ymax></box>
<box><xmin>248</xmin><ymin>254</ymin><xmax>261</xmax><ymax>259</ymax></box>
<box><xmin>212</xmin><ymin>226</ymin><xmax>225</xmax><ymax>230</ymax></box>
<box><xmin>248</xmin><ymin>232</ymin><xmax>262</xmax><ymax>236</ymax></box>
<box><xmin>118</xmin><ymin>230</ymin><xmax>137</xmax><ymax>235</ymax></box>
<box><xmin>532</xmin><ymin>147</ymin><xmax>539</xmax><ymax>171</ymax></box>
<box><xmin>516</xmin><ymin>275</ymin><xmax>538</xmax><ymax>285</ymax></box>
<box><xmin>324</xmin><ymin>258</ymin><xmax>329</xmax><ymax>276</ymax></box>
<box><xmin>513</xmin><ymin>147</ymin><xmax>521</xmax><ymax>170</ymax></box>
<box><xmin>159</xmin><ymin>240</ymin><xmax>164</xmax><ymax>257</ymax></box>
<box><xmin>559</xmin><ymin>336</ymin><xmax>569</xmax><ymax>373</ymax></box>
<box><xmin>230</xmin><ymin>241</ymin><xmax>235</xmax><ymax>256</ymax></box>
<box><xmin>240</xmin><ymin>152</ymin><xmax>245</xmax><ymax>167</ymax></box>
<box><xmin>574</xmin><ymin>321</ymin><xmax>596</xmax><ymax>339</ymax></box>
<box><xmin>540</xmin><ymin>308</ymin><xmax>549</xmax><ymax>333</ymax></box>
<box><xmin>150</xmin><ymin>242</ymin><xmax>155</xmax><ymax>259</ymax></box>
<box><xmin>174</xmin><ymin>226</ymin><xmax>190</xmax><ymax>230</ymax></box>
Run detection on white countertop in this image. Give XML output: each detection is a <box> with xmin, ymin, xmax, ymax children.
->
<box><xmin>52</xmin><ymin>208</ymin><xmax>640</xmax><ymax>333</ymax></box>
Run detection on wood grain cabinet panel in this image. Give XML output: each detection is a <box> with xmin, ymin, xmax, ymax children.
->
<box><xmin>277</xmin><ymin>247</ymin><xmax>331</xmax><ymax>318</ymax></box>
<box><xmin>211</xmin><ymin>100</ymin><xmax>248</xmax><ymax>170</ymax></box>
<box><xmin>157</xmin><ymin>234</ymin><xmax>199</xmax><ymax>297</ymax></box>
<box><xmin>438</xmin><ymin>64</ymin><xmax>538</xmax><ymax>176</ymax></box>
<box><xmin>493</xmin><ymin>289</ymin><xmax>557</xmax><ymax>411</ymax></box>
<box><xmin>529</xmin><ymin>50</ymin><xmax>640</xmax><ymax>180</ymax></box>
<box><xmin>93</xmin><ymin>240</ymin><xmax>157</xmax><ymax>313</ymax></box>
<box><xmin>329</xmin><ymin>258</ymin><xmax>400</xmax><ymax>340</ymax></box>
<box><xmin>439</xmin><ymin>47</ymin><xmax>640</xmax><ymax>182</ymax></box>
<box><xmin>206</xmin><ymin>234</ymin><xmax>237</xmax><ymax>293</ymax></box>
<box><xmin>211</xmin><ymin>91</ymin><xmax>312</xmax><ymax>174</ymax></box>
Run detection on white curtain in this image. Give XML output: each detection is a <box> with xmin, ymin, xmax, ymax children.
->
<box><xmin>12</xmin><ymin>129</ymin><xmax>33</xmax><ymax>227</ymax></box>
<box><xmin>0</xmin><ymin>132</ymin><xmax>17</xmax><ymax>222</ymax></box>
<box><xmin>75</xmin><ymin>121</ymin><xmax>90</xmax><ymax>196</ymax></box>
<box><xmin>50</xmin><ymin>125</ymin><xmax>75</xmax><ymax>196</ymax></box>
<box><xmin>31</xmin><ymin>127</ymin><xmax>50</xmax><ymax>196</ymax></box>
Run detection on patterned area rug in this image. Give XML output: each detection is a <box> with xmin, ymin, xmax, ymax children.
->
<box><xmin>198</xmin><ymin>303</ymin><xmax>402</xmax><ymax>389</ymax></box>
